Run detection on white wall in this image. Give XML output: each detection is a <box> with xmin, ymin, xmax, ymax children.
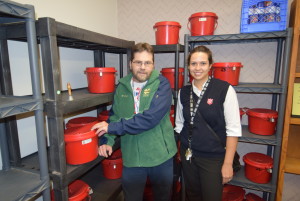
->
<box><xmin>16</xmin><ymin>0</ymin><xmax>118</xmax><ymax>37</ymax></box>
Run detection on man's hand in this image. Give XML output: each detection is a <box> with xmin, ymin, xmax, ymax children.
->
<box><xmin>91</xmin><ymin>121</ymin><xmax>109</xmax><ymax>137</ymax></box>
<box><xmin>98</xmin><ymin>144</ymin><xmax>113</xmax><ymax>158</ymax></box>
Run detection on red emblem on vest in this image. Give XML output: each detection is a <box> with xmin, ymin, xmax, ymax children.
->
<box><xmin>207</xmin><ymin>98</ymin><xmax>213</xmax><ymax>105</ymax></box>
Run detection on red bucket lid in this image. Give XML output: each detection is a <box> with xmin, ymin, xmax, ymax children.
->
<box><xmin>69</xmin><ymin>180</ymin><xmax>90</xmax><ymax>201</ymax></box>
<box><xmin>64</xmin><ymin>123</ymin><xmax>97</xmax><ymax>142</ymax></box>
<box><xmin>66</xmin><ymin>117</ymin><xmax>98</xmax><ymax>128</ymax></box>
<box><xmin>245</xmin><ymin>193</ymin><xmax>265</xmax><ymax>201</ymax></box>
<box><xmin>212</xmin><ymin>62</ymin><xmax>243</xmax><ymax>68</ymax></box>
<box><xmin>246</xmin><ymin>108</ymin><xmax>278</xmax><ymax>119</ymax></box>
<box><xmin>51</xmin><ymin>180</ymin><xmax>90</xmax><ymax>201</ymax></box>
<box><xmin>189</xmin><ymin>12</ymin><xmax>218</xmax><ymax>20</ymax></box>
<box><xmin>153</xmin><ymin>21</ymin><xmax>181</xmax><ymax>28</ymax></box>
<box><xmin>85</xmin><ymin>67</ymin><xmax>117</xmax><ymax>73</ymax></box>
<box><xmin>222</xmin><ymin>185</ymin><xmax>245</xmax><ymax>201</ymax></box>
<box><xmin>161</xmin><ymin>67</ymin><xmax>184</xmax><ymax>72</ymax></box>
<box><xmin>243</xmin><ymin>152</ymin><xmax>273</xmax><ymax>169</ymax></box>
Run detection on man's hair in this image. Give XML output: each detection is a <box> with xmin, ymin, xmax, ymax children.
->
<box><xmin>187</xmin><ymin>45</ymin><xmax>213</xmax><ymax>65</ymax></box>
<box><xmin>131</xmin><ymin>42</ymin><xmax>154</xmax><ymax>62</ymax></box>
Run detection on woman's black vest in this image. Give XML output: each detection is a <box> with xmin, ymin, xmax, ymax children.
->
<box><xmin>180</xmin><ymin>78</ymin><xmax>230</xmax><ymax>158</ymax></box>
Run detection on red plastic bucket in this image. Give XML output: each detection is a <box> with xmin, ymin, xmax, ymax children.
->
<box><xmin>66</xmin><ymin>117</ymin><xmax>98</xmax><ymax>129</ymax></box>
<box><xmin>243</xmin><ymin>152</ymin><xmax>273</xmax><ymax>184</ymax></box>
<box><xmin>212</xmin><ymin>62</ymin><xmax>243</xmax><ymax>86</ymax></box>
<box><xmin>143</xmin><ymin>178</ymin><xmax>154</xmax><ymax>201</ymax></box>
<box><xmin>85</xmin><ymin>67</ymin><xmax>117</xmax><ymax>93</ymax></box>
<box><xmin>247</xmin><ymin>108</ymin><xmax>278</xmax><ymax>135</ymax></box>
<box><xmin>170</xmin><ymin>105</ymin><xmax>175</xmax><ymax>127</ymax></box>
<box><xmin>245</xmin><ymin>193</ymin><xmax>265</xmax><ymax>201</ymax></box>
<box><xmin>161</xmin><ymin>67</ymin><xmax>184</xmax><ymax>89</ymax></box>
<box><xmin>101</xmin><ymin>149</ymin><xmax>123</xmax><ymax>179</ymax></box>
<box><xmin>222</xmin><ymin>185</ymin><xmax>245</xmax><ymax>201</ymax></box>
<box><xmin>98</xmin><ymin>110</ymin><xmax>110</xmax><ymax>122</ymax></box>
<box><xmin>51</xmin><ymin>180</ymin><xmax>91</xmax><ymax>201</ymax></box>
<box><xmin>188</xmin><ymin>12</ymin><xmax>218</xmax><ymax>36</ymax></box>
<box><xmin>153</xmin><ymin>21</ymin><xmax>181</xmax><ymax>45</ymax></box>
<box><xmin>109</xmin><ymin>148</ymin><xmax>122</xmax><ymax>159</ymax></box>
<box><xmin>64</xmin><ymin>124</ymin><xmax>98</xmax><ymax>165</ymax></box>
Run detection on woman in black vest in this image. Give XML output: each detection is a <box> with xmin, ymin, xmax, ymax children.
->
<box><xmin>175</xmin><ymin>46</ymin><xmax>241</xmax><ymax>201</ymax></box>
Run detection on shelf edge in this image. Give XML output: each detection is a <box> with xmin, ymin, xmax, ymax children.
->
<box><xmin>290</xmin><ymin>117</ymin><xmax>300</xmax><ymax>125</ymax></box>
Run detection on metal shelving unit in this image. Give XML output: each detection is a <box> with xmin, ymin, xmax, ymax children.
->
<box><xmin>153</xmin><ymin>44</ymin><xmax>184</xmax><ymax>201</ymax></box>
<box><xmin>184</xmin><ymin>29</ymin><xmax>292</xmax><ymax>201</ymax></box>
<box><xmin>0</xmin><ymin>1</ymin><xmax>50</xmax><ymax>201</ymax></box>
<box><xmin>153</xmin><ymin>44</ymin><xmax>184</xmax><ymax>107</ymax></box>
<box><xmin>37</xmin><ymin>17</ymin><xmax>134</xmax><ymax>201</ymax></box>
<box><xmin>0</xmin><ymin>15</ymin><xmax>133</xmax><ymax>200</ymax></box>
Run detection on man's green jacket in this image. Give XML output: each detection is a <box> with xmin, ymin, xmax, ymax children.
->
<box><xmin>104</xmin><ymin>69</ymin><xmax>177</xmax><ymax>167</ymax></box>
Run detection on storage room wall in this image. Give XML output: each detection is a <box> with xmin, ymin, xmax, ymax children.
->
<box><xmin>0</xmin><ymin>0</ymin><xmax>119</xmax><ymax>173</ymax></box>
<box><xmin>117</xmin><ymin>0</ymin><xmax>298</xmax><ymax>200</ymax></box>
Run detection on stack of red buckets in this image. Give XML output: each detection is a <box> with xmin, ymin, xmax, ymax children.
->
<box><xmin>241</xmin><ymin>108</ymin><xmax>276</xmax><ymax>184</ymax></box>
<box><xmin>98</xmin><ymin>110</ymin><xmax>123</xmax><ymax>180</ymax></box>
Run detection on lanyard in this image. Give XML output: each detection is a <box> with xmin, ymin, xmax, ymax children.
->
<box><xmin>188</xmin><ymin>77</ymin><xmax>211</xmax><ymax>149</ymax></box>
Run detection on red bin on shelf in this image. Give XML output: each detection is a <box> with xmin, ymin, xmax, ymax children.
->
<box><xmin>101</xmin><ymin>149</ymin><xmax>123</xmax><ymax>179</ymax></box>
<box><xmin>188</xmin><ymin>12</ymin><xmax>218</xmax><ymax>36</ymax></box>
<box><xmin>153</xmin><ymin>21</ymin><xmax>181</xmax><ymax>45</ymax></box>
<box><xmin>247</xmin><ymin>108</ymin><xmax>278</xmax><ymax>135</ymax></box>
<box><xmin>243</xmin><ymin>152</ymin><xmax>273</xmax><ymax>184</ymax></box>
<box><xmin>51</xmin><ymin>180</ymin><xmax>91</xmax><ymax>201</ymax></box>
<box><xmin>222</xmin><ymin>184</ymin><xmax>245</xmax><ymax>201</ymax></box>
<box><xmin>85</xmin><ymin>67</ymin><xmax>117</xmax><ymax>93</ymax></box>
<box><xmin>161</xmin><ymin>67</ymin><xmax>184</xmax><ymax>89</ymax></box>
<box><xmin>64</xmin><ymin>124</ymin><xmax>98</xmax><ymax>165</ymax></box>
<box><xmin>212</xmin><ymin>62</ymin><xmax>243</xmax><ymax>86</ymax></box>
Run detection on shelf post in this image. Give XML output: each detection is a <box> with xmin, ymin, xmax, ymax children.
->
<box><xmin>0</xmin><ymin>38</ymin><xmax>22</xmax><ymax>166</ymax></box>
<box><xmin>0</xmin><ymin>122</ymin><xmax>10</xmax><ymax>170</ymax></box>
<box><xmin>26</xmin><ymin>5</ymin><xmax>51</xmax><ymax>201</ymax></box>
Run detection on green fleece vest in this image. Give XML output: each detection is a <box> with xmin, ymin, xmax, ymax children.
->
<box><xmin>106</xmin><ymin>70</ymin><xmax>177</xmax><ymax>167</ymax></box>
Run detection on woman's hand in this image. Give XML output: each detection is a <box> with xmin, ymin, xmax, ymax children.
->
<box><xmin>91</xmin><ymin>121</ymin><xmax>109</xmax><ymax>137</ymax></box>
<box><xmin>98</xmin><ymin>144</ymin><xmax>112</xmax><ymax>158</ymax></box>
<box><xmin>222</xmin><ymin>163</ymin><xmax>233</xmax><ymax>184</ymax></box>
<box><xmin>222</xmin><ymin>136</ymin><xmax>238</xmax><ymax>184</ymax></box>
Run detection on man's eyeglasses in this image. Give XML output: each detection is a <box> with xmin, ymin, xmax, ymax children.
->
<box><xmin>132</xmin><ymin>60</ymin><xmax>154</xmax><ymax>67</ymax></box>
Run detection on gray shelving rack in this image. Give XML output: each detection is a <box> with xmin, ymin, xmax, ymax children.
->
<box><xmin>0</xmin><ymin>1</ymin><xmax>50</xmax><ymax>201</ymax></box>
<box><xmin>184</xmin><ymin>29</ymin><xmax>292</xmax><ymax>201</ymax></box>
<box><xmin>37</xmin><ymin>18</ymin><xmax>134</xmax><ymax>200</ymax></box>
<box><xmin>0</xmin><ymin>16</ymin><xmax>134</xmax><ymax>200</ymax></box>
<box><xmin>153</xmin><ymin>44</ymin><xmax>184</xmax><ymax>107</ymax></box>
